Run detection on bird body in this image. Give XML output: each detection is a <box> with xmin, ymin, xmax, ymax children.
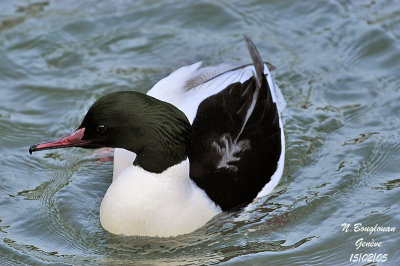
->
<box><xmin>30</xmin><ymin>36</ymin><xmax>286</xmax><ymax>237</ymax></box>
<box><xmin>101</xmin><ymin>159</ymin><xmax>221</xmax><ymax>236</ymax></box>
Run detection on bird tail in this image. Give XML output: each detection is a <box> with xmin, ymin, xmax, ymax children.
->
<box><xmin>243</xmin><ymin>34</ymin><xmax>264</xmax><ymax>88</ymax></box>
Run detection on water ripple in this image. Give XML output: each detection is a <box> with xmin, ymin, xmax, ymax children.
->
<box><xmin>1</xmin><ymin>0</ymin><xmax>400</xmax><ymax>265</ymax></box>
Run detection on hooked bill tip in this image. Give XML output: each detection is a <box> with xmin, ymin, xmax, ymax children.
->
<box><xmin>29</xmin><ymin>144</ymin><xmax>37</xmax><ymax>155</ymax></box>
<box><xmin>27</xmin><ymin>128</ymin><xmax>89</xmax><ymax>155</ymax></box>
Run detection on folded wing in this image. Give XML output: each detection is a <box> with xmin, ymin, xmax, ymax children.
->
<box><xmin>188</xmin><ymin>37</ymin><xmax>283</xmax><ymax>210</ymax></box>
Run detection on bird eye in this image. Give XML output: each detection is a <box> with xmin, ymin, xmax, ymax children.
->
<box><xmin>96</xmin><ymin>124</ymin><xmax>107</xmax><ymax>134</ymax></box>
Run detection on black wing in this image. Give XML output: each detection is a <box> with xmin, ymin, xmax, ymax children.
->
<box><xmin>188</xmin><ymin>37</ymin><xmax>282</xmax><ymax>210</ymax></box>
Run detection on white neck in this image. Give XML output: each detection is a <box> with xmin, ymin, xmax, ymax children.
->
<box><xmin>100</xmin><ymin>159</ymin><xmax>221</xmax><ymax>237</ymax></box>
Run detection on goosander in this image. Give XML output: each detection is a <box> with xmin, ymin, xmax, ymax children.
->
<box><xmin>29</xmin><ymin>35</ymin><xmax>286</xmax><ymax>237</ymax></box>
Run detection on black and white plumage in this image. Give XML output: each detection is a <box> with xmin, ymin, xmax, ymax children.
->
<box><xmin>189</xmin><ymin>64</ymin><xmax>282</xmax><ymax>210</ymax></box>
<box><xmin>147</xmin><ymin>35</ymin><xmax>286</xmax><ymax>210</ymax></box>
<box><xmin>29</xmin><ymin>36</ymin><xmax>286</xmax><ymax>237</ymax></box>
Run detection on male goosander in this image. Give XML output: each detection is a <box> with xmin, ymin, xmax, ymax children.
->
<box><xmin>29</xmin><ymin>35</ymin><xmax>286</xmax><ymax>237</ymax></box>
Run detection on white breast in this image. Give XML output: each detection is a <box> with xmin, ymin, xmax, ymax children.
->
<box><xmin>100</xmin><ymin>160</ymin><xmax>221</xmax><ymax>237</ymax></box>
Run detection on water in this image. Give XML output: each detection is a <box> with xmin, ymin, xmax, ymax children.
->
<box><xmin>1</xmin><ymin>0</ymin><xmax>399</xmax><ymax>265</ymax></box>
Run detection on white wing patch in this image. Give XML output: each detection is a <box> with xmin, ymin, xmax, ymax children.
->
<box><xmin>148</xmin><ymin>62</ymin><xmax>285</xmax><ymax>123</ymax></box>
<box><xmin>212</xmin><ymin>134</ymin><xmax>250</xmax><ymax>172</ymax></box>
<box><xmin>184</xmin><ymin>63</ymin><xmax>238</xmax><ymax>90</ymax></box>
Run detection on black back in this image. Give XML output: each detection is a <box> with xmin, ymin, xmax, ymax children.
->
<box><xmin>188</xmin><ymin>74</ymin><xmax>282</xmax><ymax>210</ymax></box>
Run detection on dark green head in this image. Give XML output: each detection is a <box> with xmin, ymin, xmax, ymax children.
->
<box><xmin>30</xmin><ymin>91</ymin><xmax>192</xmax><ymax>173</ymax></box>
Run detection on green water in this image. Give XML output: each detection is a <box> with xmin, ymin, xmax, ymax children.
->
<box><xmin>1</xmin><ymin>0</ymin><xmax>399</xmax><ymax>265</ymax></box>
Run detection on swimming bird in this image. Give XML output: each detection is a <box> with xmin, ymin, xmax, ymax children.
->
<box><xmin>29</xmin><ymin>35</ymin><xmax>286</xmax><ymax>237</ymax></box>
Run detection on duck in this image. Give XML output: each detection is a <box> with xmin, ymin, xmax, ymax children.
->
<box><xmin>29</xmin><ymin>35</ymin><xmax>286</xmax><ymax>237</ymax></box>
